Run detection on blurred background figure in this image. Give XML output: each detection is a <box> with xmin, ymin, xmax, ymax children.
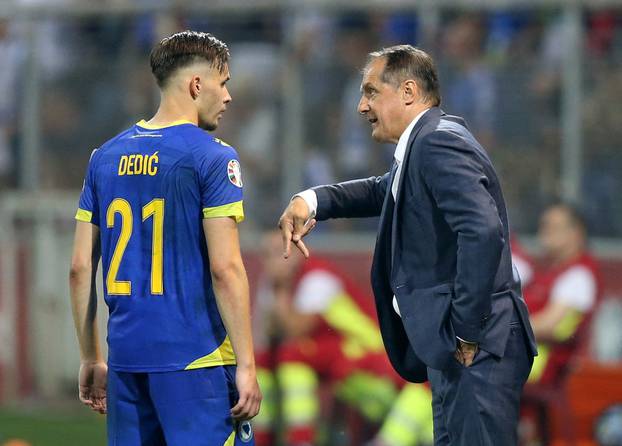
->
<box><xmin>253</xmin><ymin>231</ymin><xmax>434</xmax><ymax>446</ymax></box>
<box><xmin>526</xmin><ymin>203</ymin><xmax>601</xmax><ymax>386</ymax></box>
<box><xmin>520</xmin><ymin>203</ymin><xmax>602</xmax><ymax>445</ymax></box>
<box><xmin>0</xmin><ymin>19</ymin><xmax>21</xmax><ymax>187</ymax></box>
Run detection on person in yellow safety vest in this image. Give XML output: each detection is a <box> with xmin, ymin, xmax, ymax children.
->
<box><xmin>252</xmin><ymin>231</ymin><xmax>434</xmax><ymax>446</ymax></box>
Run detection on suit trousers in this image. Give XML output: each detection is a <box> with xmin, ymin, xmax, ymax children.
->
<box><xmin>427</xmin><ymin>313</ymin><xmax>533</xmax><ymax>445</ymax></box>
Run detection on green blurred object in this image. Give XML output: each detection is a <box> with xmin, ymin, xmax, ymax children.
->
<box><xmin>0</xmin><ymin>408</ymin><xmax>106</xmax><ymax>446</ymax></box>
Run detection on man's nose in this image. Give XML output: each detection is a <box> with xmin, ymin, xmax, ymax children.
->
<box><xmin>224</xmin><ymin>87</ymin><xmax>232</xmax><ymax>103</ymax></box>
<box><xmin>357</xmin><ymin>96</ymin><xmax>369</xmax><ymax>115</ymax></box>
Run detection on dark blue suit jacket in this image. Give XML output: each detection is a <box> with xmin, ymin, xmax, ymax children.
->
<box><xmin>313</xmin><ymin>107</ymin><xmax>537</xmax><ymax>383</ymax></box>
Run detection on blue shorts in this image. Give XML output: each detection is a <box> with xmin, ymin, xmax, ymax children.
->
<box><xmin>107</xmin><ymin>365</ymin><xmax>255</xmax><ymax>446</ymax></box>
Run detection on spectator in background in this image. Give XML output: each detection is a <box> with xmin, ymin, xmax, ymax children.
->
<box><xmin>336</xmin><ymin>15</ymin><xmax>385</xmax><ymax>180</ymax></box>
<box><xmin>524</xmin><ymin>203</ymin><xmax>602</xmax><ymax>386</ymax></box>
<box><xmin>440</xmin><ymin>15</ymin><xmax>497</xmax><ymax>149</ymax></box>
<box><xmin>582</xmin><ymin>62</ymin><xmax>622</xmax><ymax>236</ymax></box>
<box><xmin>253</xmin><ymin>231</ymin><xmax>433</xmax><ymax>446</ymax></box>
<box><xmin>520</xmin><ymin>203</ymin><xmax>602</xmax><ymax>444</ymax></box>
<box><xmin>216</xmin><ymin>41</ymin><xmax>281</xmax><ymax>228</ymax></box>
<box><xmin>0</xmin><ymin>19</ymin><xmax>22</xmax><ymax>187</ymax></box>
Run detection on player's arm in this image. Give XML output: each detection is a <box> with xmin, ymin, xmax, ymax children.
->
<box><xmin>203</xmin><ymin>217</ymin><xmax>261</xmax><ymax>420</ymax></box>
<box><xmin>69</xmin><ymin>220</ymin><xmax>107</xmax><ymax>414</ymax></box>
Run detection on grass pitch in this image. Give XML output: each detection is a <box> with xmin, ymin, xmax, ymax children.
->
<box><xmin>0</xmin><ymin>407</ymin><xmax>106</xmax><ymax>446</ymax></box>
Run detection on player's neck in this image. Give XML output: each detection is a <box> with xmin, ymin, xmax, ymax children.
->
<box><xmin>147</xmin><ymin>96</ymin><xmax>199</xmax><ymax>127</ymax></box>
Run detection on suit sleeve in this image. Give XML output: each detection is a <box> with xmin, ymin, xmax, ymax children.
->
<box><xmin>312</xmin><ymin>173</ymin><xmax>390</xmax><ymax>221</ymax></box>
<box><xmin>420</xmin><ymin>130</ymin><xmax>504</xmax><ymax>344</ymax></box>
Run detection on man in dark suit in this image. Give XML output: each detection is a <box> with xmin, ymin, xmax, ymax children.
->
<box><xmin>278</xmin><ymin>45</ymin><xmax>537</xmax><ymax>445</ymax></box>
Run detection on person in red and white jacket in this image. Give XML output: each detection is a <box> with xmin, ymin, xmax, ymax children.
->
<box><xmin>523</xmin><ymin>203</ymin><xmax>602</xmax><ymax>385</ymax></box>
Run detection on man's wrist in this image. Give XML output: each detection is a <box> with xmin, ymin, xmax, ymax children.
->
<box><xmin>292</xmin><ymin>189</ymin><xmax>317</xmax><ymax>219</ymax></box>
<box><xmin>456</xmin><ymin>336</ymin><xmax>477</xmax><ymax>346</ymax></box>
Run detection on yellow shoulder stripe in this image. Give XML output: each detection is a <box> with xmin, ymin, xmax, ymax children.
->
<box><xmin>203</xmin><ymin>200</ymin><xmax>244</xmax><ymax>223</ymax></box>
<box><xmin>75</xmin><ymin>208</ymin><xmax>93</xmax><ymax>223</ymax></box>
<box><xmin>185</xmin><ymin>335</ymin><xmax>237</xmax><ymax>370</ymax></box>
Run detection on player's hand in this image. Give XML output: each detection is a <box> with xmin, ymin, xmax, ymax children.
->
<box><xmin>79</xmin><ymin>361</ymin><xmax>108</xmax><ymax>414</ymax></box>
<box><xmin>231</xmin><ymin>366</ymin><xmax>262</xmax><ymax>420</ymax></box>
<box><xmin>454</xmin><ymin>340</ymin><xmax>478</xmax><ymax>367</ymax></box>
<box><xmin>278</xmin><ymin>197</ymin><xmax>316</xmax><ymax>259</ymax></box>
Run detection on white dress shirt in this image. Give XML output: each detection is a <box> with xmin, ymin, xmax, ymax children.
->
<box><xmin>295</xmin><ymin>108</ymin><xmax>431</xmax><ymax>318</ymax></box>
<box><xmin>391</xmin><ymin>108</ymin><xmax>430</xmax><ymax>200</ymax></box>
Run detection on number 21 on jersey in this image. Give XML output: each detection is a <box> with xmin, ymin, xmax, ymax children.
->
<box><xmin>106</xmin><ymin>198</ymin><xmax>164</xmax><ymax>295</ymax></box>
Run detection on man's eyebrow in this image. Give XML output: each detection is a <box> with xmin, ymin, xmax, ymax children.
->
<box><xmin>360</xmin><ymin>82</ymin><xmax>374</xmax><ymax>93</ymax></box>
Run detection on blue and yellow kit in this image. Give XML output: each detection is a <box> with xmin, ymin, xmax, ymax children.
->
<box><xmin>76</xmin><ymin>119</ymin><xmax>244</xmax><ymax>372</ymax></box>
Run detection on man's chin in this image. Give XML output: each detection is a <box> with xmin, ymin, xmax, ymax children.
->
<box><xmin>199</xmin><ymin>121</ymin><xmax>218</xmax><ymax>131</ymax></box>
<box><xmin>370</xmin><ymin>127</ymin><xmax>385</xmax><ymax>142</ymax></box>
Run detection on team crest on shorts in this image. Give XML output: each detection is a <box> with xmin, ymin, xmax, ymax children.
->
<box><xmin>237</xmin><ymin>420</ymin><xmax>253</xmax><ymax>443</ymax></box>
<box><xmin>227</xmin><ymin>160</ymin><xmax>243</xmax><ymax>188</ymax></box>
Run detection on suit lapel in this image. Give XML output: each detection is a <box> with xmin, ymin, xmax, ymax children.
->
<box><xmin>370</xmin><ymin>161</ymin><xmax>398</xmax><ymax>292</ymax></box>
<box><xmin>393</xmin><ymin>107</ymin><xmax>442</xmax><ymax>217</ymax></box>
<box><xmin>391</xmin><ymin>107</ymin><xmax>442</xmax><ymax>263</ymax></box>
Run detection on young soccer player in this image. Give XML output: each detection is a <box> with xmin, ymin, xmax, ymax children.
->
<box><xmin>69</xmin><ymin>30</ymin><xmax>261</xmax><ymax>445</ymax></box>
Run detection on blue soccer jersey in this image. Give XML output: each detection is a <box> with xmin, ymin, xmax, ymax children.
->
<box><xmin>76</xmin><ymin>119</ymin><xmax>244</xmax><ymax>372</ymax></box>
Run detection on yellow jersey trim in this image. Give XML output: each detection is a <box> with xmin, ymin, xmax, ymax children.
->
<box><xmin>223</xmin><ymin>430</ymin><xmax>235</xmax><ymax>446</ymax></box>
<box><xmin>75</xmin><ymin>208</ymin><xmax>93</xmax><ymax>223</ymax></box>
<box><xmin>136</xmin><ymin>119</ymin><xmax>196</xmax><ymax>130</ymax></box>
<box><xmin>185</xmin><ymin>335</ymin><xmax>237</xmax><ymax>370</ymax></box>
<box><xmin>203</xmin><ymin>200</ymin><xmax>244</xmax><ymax>223</ymax></box>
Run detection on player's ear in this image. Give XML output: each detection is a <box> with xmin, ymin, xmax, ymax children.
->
<box><xmin>189</xmin><ymin>75</ymin><xmax>201</xmax><ymax>100</ymax></box>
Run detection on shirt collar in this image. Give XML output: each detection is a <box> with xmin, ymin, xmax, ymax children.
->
<box><xmin>393</xmin><ymin>108</ymin><xmax>430</xmax><ymax>163</ymax></box>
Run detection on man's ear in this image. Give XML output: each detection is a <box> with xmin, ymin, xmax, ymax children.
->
<box><xmin>189</xmin><ymin>75</ymin><xmax>201</xmax><ymax>100</ymax></box>
<box><xmin>402</xmin><ymin>79</ymin><xmax>419</xmax><ymax>105</ymax></box>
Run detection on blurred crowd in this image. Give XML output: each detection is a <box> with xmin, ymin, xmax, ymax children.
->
<box><xmin>0</xmin><ymin>6</ymin><xmax>622</xmax><ymax>236</ymax></box>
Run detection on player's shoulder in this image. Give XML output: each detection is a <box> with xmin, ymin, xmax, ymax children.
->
<box><xmin>89</xmin><ymin>127</ymin><xmax>132</xmax><ymax>165</ymax></box>
<box><xmin>190</xmin><ymin>130</ymin><xmax>239</xmax><ymax>163</ymax></box>
<box><xmin>90</xmin><ymin>126</ymin><xmax>137</xmax><ymax>159</ymax></box>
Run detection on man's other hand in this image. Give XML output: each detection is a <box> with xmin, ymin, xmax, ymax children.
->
<box><xmin>454</xmin><ymin>340</ymin><xmax>478</xmax><ymax>367</ymax></box>
<box><xmin>278</xmin><ymin>197</ymin><xmax>316</xmax><ymax>259</ymax></box>
<box><xmin>79</xmin><ymin>361</ymin><xmax>107</xmax><ymax>414</ymax></box>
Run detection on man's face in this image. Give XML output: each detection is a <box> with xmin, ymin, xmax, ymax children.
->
<box><xmin>197</xmin><ymin>64</ymin><xmax>232</xmax><ymax>131</ymax></box>
<box><xmin>357</xmin><ymin>57</ymin><xmax>406</xmax><ymax>144</ymax></box>
<box><xmin>538</xmin><ymin>206</ymin><xmax>582</xmax><ymax>259</ymax></box>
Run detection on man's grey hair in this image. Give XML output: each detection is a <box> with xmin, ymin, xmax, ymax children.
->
<box><xmin>367</xmin><ymin>45</ymin><xmax>441</xmax><ymax>106</ymax></box>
